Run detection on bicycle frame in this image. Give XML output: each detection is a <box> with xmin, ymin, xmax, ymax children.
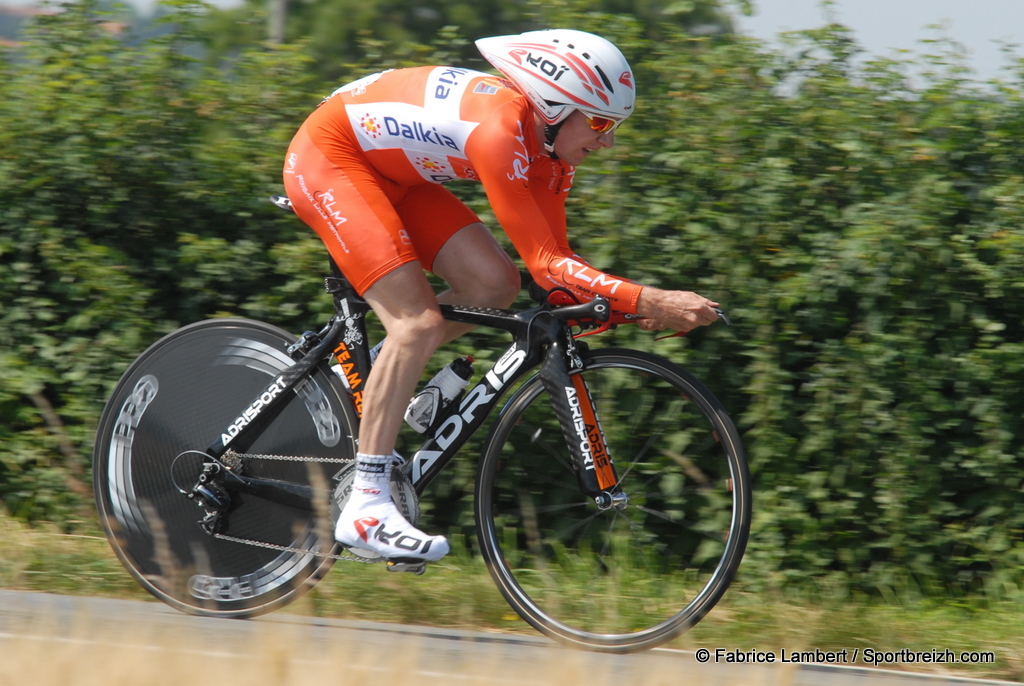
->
<box><xmin>193</xmin><ymin>262</ymin><xmax>620</xmax><ymax>516</ymax></box>
<box><xmin>408</xmin><ymin>296</ymin><xmax>616</xmax><ymax>498</ymax></box>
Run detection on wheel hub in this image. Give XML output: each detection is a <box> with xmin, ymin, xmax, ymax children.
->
<box><xmin>594</xmin><ymin>491</ymin><xmax>629</xmax><ymax>511</ymax></box>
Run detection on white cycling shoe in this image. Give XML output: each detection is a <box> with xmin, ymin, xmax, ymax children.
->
<box><xmin>335</xmin><ymin>487</ymin><xmax>450</xmax><ymax>562</ymax></box>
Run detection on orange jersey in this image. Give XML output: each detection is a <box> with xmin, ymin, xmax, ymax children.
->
<box><xmin>288</xmin><ymin>66</ymin><xmax>643</xmax><ymax>313</ymax></box>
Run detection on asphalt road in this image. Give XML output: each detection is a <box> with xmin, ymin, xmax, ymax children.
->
<box><xmin>0</xmin><ymin>590</ymin><xmax>1014</xmax><ymax>686</ymax></box>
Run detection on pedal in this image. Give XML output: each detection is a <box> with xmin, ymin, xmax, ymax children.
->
<box><xmin>386</xmin><ymin>558</ymin><xmax>427</xmax><ymax>575</ymax></box>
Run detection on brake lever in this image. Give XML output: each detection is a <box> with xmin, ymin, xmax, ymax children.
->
<box><xmin>573</xmin><ymin>319</ymin><xmax>615</xmax><ymax>338</ymax></box>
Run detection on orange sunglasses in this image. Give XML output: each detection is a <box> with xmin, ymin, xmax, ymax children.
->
<box><xmin>585</xmin><ymin>114</ymin><xmax>619</xmax><ymax>134</ymax></box>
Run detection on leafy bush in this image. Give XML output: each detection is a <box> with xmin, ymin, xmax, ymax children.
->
<box><xmin>2</xmin><ymin>1</ymin><xmax>1023</xmax><ymax>596</ymax></box>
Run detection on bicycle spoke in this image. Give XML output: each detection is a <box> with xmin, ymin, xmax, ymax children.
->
<box><xmin>523</xmin><ymin>424</ymin><xmax>578</xmax><ymax>477</ymax></box>
<box><xmin>532</xmin><ymin>500</ymin><xmax>592</xmax><ymax>515</ymax></box>
<box><xmin>608</xmin><ymin>423</ymin><xmax>661</xmax><ymax>485</ymax></box>
<box><xmin>634</xmin><ymin>504</ymin><xmax>721</xmax><ymax>540</ymax></box>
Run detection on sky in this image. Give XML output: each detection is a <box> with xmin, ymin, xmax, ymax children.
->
<box><xmin>733</xmin><ymin>0</ymin><xmax>1024</xmax><ymax>81</ymax></box>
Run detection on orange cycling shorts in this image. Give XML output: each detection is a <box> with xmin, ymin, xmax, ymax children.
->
<box><xmin>282</xmin><ymin>125</ymin><xmax>480</xmax><ymax>296</ymax></box>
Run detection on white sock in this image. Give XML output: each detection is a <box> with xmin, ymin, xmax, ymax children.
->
<box><xmin>335</xmin><ymin>453</ymin><xmax>449</xmax><ymax>561</ymax></box>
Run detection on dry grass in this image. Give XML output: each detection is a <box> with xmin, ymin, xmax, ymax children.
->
<box><xmin>2</xmin><ymin>514</ymin><xmax>1022</xmax><ymax>683</ymax></box>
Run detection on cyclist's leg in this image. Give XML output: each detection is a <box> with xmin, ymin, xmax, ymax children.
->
<box><xmin>335</xmin><ymin>263</ymin><xmax>450</xmax><ymax>561</ymax></box>
<box><xmin>283</xmin><ymin>128</ymin><xmax>449</xmax><ymax>561</ymax></box>
<box><xmin>431</xmin><ymin>223</ymin><xmax>521</xmax><ymax>339</ymax></box>
<box><xmin>357</xmin><ymin>263</ymin><xmax>445</xmax><ymax>454</ymax></box>
<box><xmin>285</xmin><ymin>127</ymin><xmax>446</xmax><ymax>446</ymax></box>
<box><xmin>398</xmin><ymin>185</ymin><xmax>521</xmax><ymax>341</ymax></box>
<box><xmin>333</xmin><ymin>190</ymin><xmax>520</xmax><ymax>561</ymax></box>
<box><xmin>357</xmin><ymin>187</ymin><xmax>523</xmax><ymax>357</ymax></box>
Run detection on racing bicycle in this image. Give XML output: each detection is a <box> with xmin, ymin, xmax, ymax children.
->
<box><xmin>92</xmin><ymin>196</ymin><xmax>751</xmax><ymax>653</ymax></box>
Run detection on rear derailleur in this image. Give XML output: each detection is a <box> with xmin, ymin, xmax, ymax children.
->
<box><xmin>186</xmin><ymin>461</ymin><xmax>234</xmax><ymax>535</ymax></box>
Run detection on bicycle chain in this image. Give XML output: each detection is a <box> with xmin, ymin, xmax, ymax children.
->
<box><xmin>224</xmin><ymin>449</ymin><xmax>353</xmax><ymax>465</ymax></box>
<box><xmin>211</xmin><ymin>450</ymin><xmax>384</xmax><ymax>564</ymax></box>
<box><xmin>213</xmin><ymin>532</ymin><xmax>381</xmax><ymax>563</ymax></box>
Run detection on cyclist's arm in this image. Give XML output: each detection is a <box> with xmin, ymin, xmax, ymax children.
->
<box><xmin>466</xmin><ymin>109</ymin><xmax>645</xmax><ymax>314</ymax></box>
<box><xmin>518</xmin><ymin>157</ymin><xmax>721</xmax><ymax>332</ymax></box>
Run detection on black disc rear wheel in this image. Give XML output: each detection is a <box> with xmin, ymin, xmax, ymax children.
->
<box><xmin>93</xmin><ymin>319</ymin><xmax>357</xmax><ymax>617</ymax></box>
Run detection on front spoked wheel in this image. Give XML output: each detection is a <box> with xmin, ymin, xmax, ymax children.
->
<box><xmin>475</xmin><ymin>348</ymin><xmax>751</xmax><ymax>653</ymax></box>
<box><xmin>93</xmin><ymin>318</ymin><xmax>357</xmax><ymax>617</ymax></box>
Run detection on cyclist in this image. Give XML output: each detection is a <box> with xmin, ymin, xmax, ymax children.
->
<box><xmin>282</xmin><ymin>29</ymin><xmax>720</xmax><ymax>563</ymax></box>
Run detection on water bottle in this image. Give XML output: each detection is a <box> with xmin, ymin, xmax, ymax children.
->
<box><xmin>404</xmin><ymin>356</ymin><xmax>474</xmax><ymax>434</ymax></box>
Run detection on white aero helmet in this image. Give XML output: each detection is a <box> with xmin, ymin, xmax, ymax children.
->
<box><xmin>475</xmin><ymin>29</ymin><xmax>635</xmax><ymax>130</ymax></box>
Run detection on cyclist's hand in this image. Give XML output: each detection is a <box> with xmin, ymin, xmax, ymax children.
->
<box><xmin>636</xmin><ymin>287</ymin><xmax>720</xmax><ymax>333</ymax></box>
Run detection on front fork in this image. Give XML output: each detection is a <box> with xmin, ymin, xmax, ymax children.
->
<box><xmin>539</xmin><ymin>338</ymin><xmax>626</xmax><ymax>510</ymax></box>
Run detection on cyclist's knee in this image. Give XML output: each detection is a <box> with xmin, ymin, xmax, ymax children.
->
<box><xmin>433</xmin><ymin>224</ymin><xmax>521</xmax><ymax>308</ymax></box>
<box><xmin>491</xmin><ymin>258</ymin><xmax>522</xmax><ymax>306</ymax></box>
<box><xmin>450</xmin><ymin>252</ymin><xmax>521</xmax><ymax>308</ymax></box>
<box><xmin>388</xmin><ymin>307</ymin><xmax>446</xmax><ymax>350</ymax></box>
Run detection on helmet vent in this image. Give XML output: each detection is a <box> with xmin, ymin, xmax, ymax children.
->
<box><xmin>594</xmin><ymin>65</ymin><xmax>614</xmax><ymax>92</ymax></box>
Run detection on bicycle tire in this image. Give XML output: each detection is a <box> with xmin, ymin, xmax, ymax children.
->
<box><xmin>474</xmin><ymin>348</ymin><xmax>751</xmax><ymax>653</ymax></box>
<box><xmin>93</xmin><ymin>318</ymin><xmax>358</xmax><ymax>617</ymax></box>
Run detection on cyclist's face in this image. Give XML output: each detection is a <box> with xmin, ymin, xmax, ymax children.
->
<box><xmin>552</xmin><ymin>110</ymin><xmax>615</xmax><ymax>166</ymax></box>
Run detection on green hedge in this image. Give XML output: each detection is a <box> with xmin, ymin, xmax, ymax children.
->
<box><xmin>2</xmin><ymin>1</ymin><xmax>1023</xmax><ymax>595</ymax></box>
